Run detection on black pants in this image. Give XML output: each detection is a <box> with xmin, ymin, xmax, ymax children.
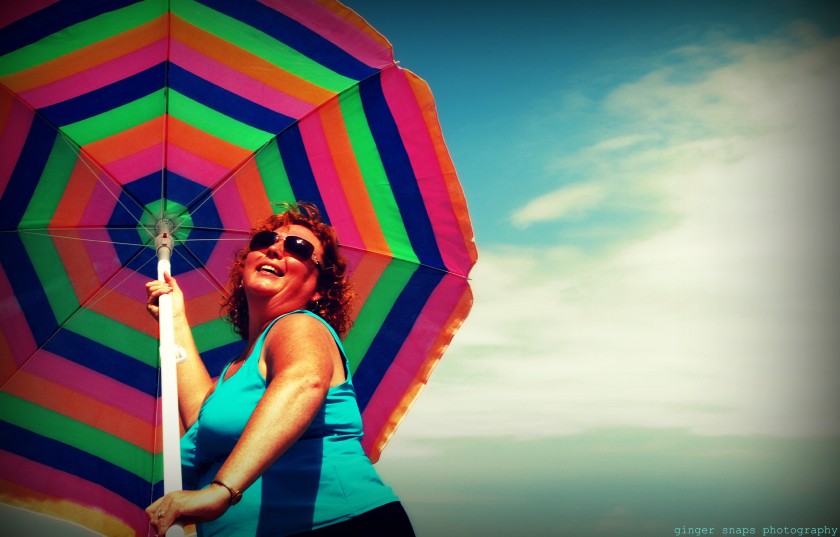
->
<box><xmin>291</xmin><ymin>502</ymin><xmax>416</xmax><ymax>536</ymax></box>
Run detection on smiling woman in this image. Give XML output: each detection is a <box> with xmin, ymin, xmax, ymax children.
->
<box><xmin>144</xmin><ymin>202</ymin><xmax>415</xmax><ymax>537</ymax></box>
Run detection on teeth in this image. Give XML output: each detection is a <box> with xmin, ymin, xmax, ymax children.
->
<box><xmin>258</xmin><ymin>264</ymin><xmax>279</xmax><ymax>275</ymax></box>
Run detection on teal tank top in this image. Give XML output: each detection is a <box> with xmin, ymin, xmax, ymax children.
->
<box><xmin>180</xmin><ymin>310</ymin><xmax>398</xmax><ymax>536</ymax></box>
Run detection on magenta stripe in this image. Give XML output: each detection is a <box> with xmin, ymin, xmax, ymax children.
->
<box><xmin>258</xmin><ymin>0</ymin><xmax>393</xmax><ymax>69</ymax></box>
<box><xmin>0</xmin><ymin>99</ymin><xmax>33</xmax><ymax>198</ymax></box>
<box><xmin>361</xmin><ymin>274</ymin><xmax>470</xmax><ymax>454</ymax></box>
<box><xmin>18</xmin><ymin>40</ymin><xmax>168</xmax><ymax>109</ymax></box>
<box><xmin>0</xmin><ymin>450</ymin><xmax>148</xmax><ymax>535</ymax></box>
<box><xmin>167</xmin><ymin>143</ymin><xmax>228</xmax><ymax>187</ymax></box>
<box><xmin>0</xmin><ymin>265</ymin><xmax>37</xmax><ymax>368</ymax></box>
<box><xmin>298</xmin><ymin>113</ymin><xmax>364</xmax><ymax>247</ymax></box>
<box><xmin>170</xmin><ymin>40</ymin><xmax>314</xmax><ymax>119</ymax></box>
<box><xmin>78</xmin><ymin>176</ymin><xmax>124</xmax><ymax>227</ymax></box>
<box><xmin>203</xmin><ymin>178</ymin><xmax>253</xmax><ymax>238</ymax></box>
<box><xmin>104</xmin><ymin>144</ymin><xmax>162</xmax><ymax>184</ymax></box>
<box><xmin>380</xmin><ymin>67</ymin><xmax>472</xmax><ymax>276</ymax></box>
<box><xmin>24</xmin><ymin>351</ymin><xmax>157</xmax><ymax>423</ymax></box>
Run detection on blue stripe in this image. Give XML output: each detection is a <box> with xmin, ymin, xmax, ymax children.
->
<box><xmin>277</xmin><ymin>125</ymin><xmax>327</xmax><ymax>219</ymax></box>
<box><xmin>0</xmin><ymin>0</ymin><xmax>142</xmax><ymax>57</ymax></box>
<box><xmin>38</xmin><ymin>63</ymin><xmax>165</xmax><ymax>126</ymax></box>
<box><xmin>195</xmin><ymin>0</ymin><xmax>377</xmax><ymax>82</ymax></box>
<box><xmin>0</xmin><ymin>421</ymin><xmax>159</xmax><ymax>508</ymax></box>
<box><xmin>0</xmin><ymin>115</ymin><xmax>57</xmax><ymax>229</ymax></box>
<box><xmin>358</xmin><ymin>74</ymin><xmax>447</xmax><ymax>271</ymax></box>
<box><xmin>353</xmin><ymin>264</ymin><xmax>444</xmax><ymax>411</ymax></box>
<box><xmin>43</xmin><ymin>330</ymin><xmax>159</xmax><ymax>397</ymax></box>
<box><xmin>0</xmin><ymin>233</ymin><xmax>60</xmax><ymax>346</ymax></box>
<box><xmin>169</xmin><ymin>64</ymin><xmax>294</xmax><ymax>134</ymax></box>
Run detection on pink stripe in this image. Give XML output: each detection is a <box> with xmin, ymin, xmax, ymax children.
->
<box><xmin>0</xmin><ymin>99</ymin><xmax>33</xmax><ymax>198</ymax></box>
<box><xmin>203</xmin><ymin>178</ymin><xmax>253</xmax><ymax>237</ymax></box>
<box><xmin>0</xmin><ymin>0</ymin><xmax>58</xmax><ymax>28</ymax></box>
<box><xmin>18</xmin><ymin>40</ymin><xmax>167</xmax><ymax>109</ymax></box>
<box><xmin>381</xmin><ymin>67</ymin><xmax>472</xmax><ymax>276</ymax></box>
<box><xmin>24</xmin><ymin>351</ymin><xmax>157</xmax><ymax>423</ymax></box>
<box><xmin>298</xmin><ymin>114</ymin><xmax>364</xmax><ymax>247</ymax></box>
<box><xmin>78</xmin><ymin>175</ymin><xmax>126</xmax><ymax>227</ymax></box>
<box><xmin>170</xmin><ymin>40</ymin><xmax>313</xmax><ymax>119</ymax></box>
<box><xmin>0</xmin><ymin>265</ymin><xmax>37</xmax><ymax>368</ymax></box>
<box><xmin>76</xmin><ymin>230</ymin><xmax>132</xmax><ymax>289</ymax></box>
<box><xmin>258</xmin><ymin>0</ymin><xmax>393</xmax><ymax>68</ymax></box>
<box><xmin>360</xmin><ymin>273</ymin><xmax>470</xmax><ymax>456</ymax></box>
<box><xmin>167</xmin><ymin>144</ymin><xmax>229</xmax><ymax>187</ymax></box>
<box><xmin>0</xmin><ymin>450</ymin><xmax>148</xmax><ymax>535</ymax></box>
<box><xmin>104</xmin><ymin>144</ymin><xmax>162</xmax><ymax>184</ymax></box>
<box><xmin>199</xmin><ymin>232</ymin><xmax>246</xmax><ymax>290</ymax></box>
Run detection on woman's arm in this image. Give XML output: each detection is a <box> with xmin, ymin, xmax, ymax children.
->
<box><xmin>146</xmin><ymin>272</ymin><xmax>214</xmax><ymax>429</ymax></box>
<box><xmin>146</xmin><ymin>313</ymin><xmax>341</xmax><ymax>536</ymax></box>
<box><xmin>212</xmin><ymin>312</ymin><xmax>339</xmax><ymax>495</ymax></box>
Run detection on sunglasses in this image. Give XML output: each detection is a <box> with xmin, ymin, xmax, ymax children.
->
<box><xmin>249</xmin><ymin>231</ymin><xmax>321</xmax><ymax>270</ymax></box>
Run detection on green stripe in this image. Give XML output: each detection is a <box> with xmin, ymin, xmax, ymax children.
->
<box><xmin>169</xmin><ymin>89</ymin><xmax>269</xmax><ymax>151</ymax></box>
<box><xmin>20</xmin><ymin>136</ymin><xmax>78</xmax><ymax>228</ymax></box>
<box><xmin>174</xmin><ymin>0</ymin><xmax>354</xmax><ymax>93</ymax></box>
<box><xmin>342</xmin><ymin>258</ymin><xmax>417</xmax><ymax>373</ymax></box>
<box><xmin>0</xmin><ymin>393</ymin><xmax>159</xmax><ymax>482</ymax></box>
<box><xmin>65</xmin><ymin>309</ymin><xmax>159</xmax><ymax>368</ymax></box>
<box><xmin>340</xmin><ymin>87</ymin><xmax>419</xmax><ymax>264</ymax></box>
<box><xmin>61</xmin><ymin>90</ymin><xmax>164</xmax><ymax>146</ymax></box>
<box><xmin>21</xmin><ymin>233</ymin><xmax>78</xmax><ymax>324</ymax></box>
<box><xmin>192</xmin><ymin>318</ymin><xmax>239</xmax><ymax>353</ymax></box>
<box><xmin>0</xmin><ymin>0</ymin><xmax>166</xmax><ymax>76</ymax></box>
<box><xmin>255</xmin><ymin>140</ymin><xmax>296</xmax><ymax>209</ymax></box>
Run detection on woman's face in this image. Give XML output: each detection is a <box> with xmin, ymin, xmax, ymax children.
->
<box><xmin>241</xmin><ymin>224</ymin><xmax>323</xmax><ymax>313</ymax></box>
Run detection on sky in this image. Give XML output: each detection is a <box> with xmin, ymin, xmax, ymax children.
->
<box><xmin>4</xmin><ymin>1</ymin><xmax>840</xmax><ymax>536</ymax></box>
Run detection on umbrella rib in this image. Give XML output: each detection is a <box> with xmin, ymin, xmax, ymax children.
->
<box><xmin>173</xmin><ymin>63</ymin><xmax>405</xmax><ymax>236</ymax></box>
<box><xmin>0</xmin><ymin>245</ymin><xmax>157</xmax><ymax>391</ymax></box>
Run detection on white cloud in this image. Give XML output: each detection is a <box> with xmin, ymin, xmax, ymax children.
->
<box><xmin>390</xmin><ymin>27</ymin><xmax>840</xmax><ymax>448</ymax></box>
<box><xmin>512</xmin><ymin>182</ymin><xmax>608</xmax><ymax>228</ymax></box>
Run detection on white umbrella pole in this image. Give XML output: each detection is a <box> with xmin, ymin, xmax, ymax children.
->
<box><xmin>155</xmin><ymin>221</ymin><xmax>185</xmax><ymax>537</ymax></box>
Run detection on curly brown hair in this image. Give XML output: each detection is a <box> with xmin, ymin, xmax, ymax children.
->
<box><xmin>221</xmin><ymin>202</ymin><xmax>353</xmax><ymax>338</ymax></box>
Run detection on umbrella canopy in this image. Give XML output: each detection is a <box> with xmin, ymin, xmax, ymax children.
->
<box><xmin>0</xmin><ymin>1</ymin><xmax>476</xmax><ymax>535</ymax></box>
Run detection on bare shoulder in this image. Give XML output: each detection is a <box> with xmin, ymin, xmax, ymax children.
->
<box><xmin>262</xmin><ymin>313</ymin><xmax>337</xmax><ymax>378</ymax></box>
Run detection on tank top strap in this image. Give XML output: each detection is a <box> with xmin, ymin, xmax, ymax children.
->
<box><xmin>233</xmin><ymin>310</ymin><xmax>349</xmax><ymax>380</ymax></box>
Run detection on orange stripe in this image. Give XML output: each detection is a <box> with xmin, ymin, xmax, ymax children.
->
<box><xmin>0</xmin><ymin>16</ymin><xmax>167</xmax><ymax>93</ymax></box>
<box><xmin>171</xmin><ymin>15</ymin><xmax>333</xmax><ymax>107</ymax></box>
<box><xmin>367</xmin><ymin>284</ymin><xmax>474</xmax><ymax>462</ymax></box>
<box><xmin>346</xmin><ymin>253</ymin><xmax>389</xmax><ymax>325</ymax></box>
<box><xmin>168</xmin><ymin>116</ymin><xmax>252</xmax><ymax>169</ymax></box>
<box><xmin>0</xmin><ymin>479</ymin><xmax>135</xmax><ymax>537</ymax></box>
<box><xmin>317</xmin><ymin>100</ymin><xmax>391</xmax><ymax>256</ymax></box>
<box><xmin>407</xmin><ymin>74</ymin><xmax>477</xmax><ymax>266</ymax></box>
<box><xmin>0</xmin><ymin>332</ymin><xmax>16</xmax><ymax>385</ymax></box>
<box><xmin>233</xmin><ymin>159</ymin><xmax>273</xmax><ymax>228</ymax></box>
<box><xmin>51</xmin><ymin>156</ymin><xmax>99</xmax><ymax>227</ymax></box>
<box><xmin>83</xmin><ymin>116</ymin><xmax>164</xmax><ymax>166</ymax></box>
<box><xmin>53</xmin><ymin>229</ymin><xmax>103</xmax><ymax>304</ymax></box>
<box><xmin>4</xmin><ymin>371</ymin><xmax>158</xmax><ymax>451</ymax></box>
<box><xmin>315</xmin><ymin>0</ymin><xmax>392</xmax><ymax>51</ymax></box>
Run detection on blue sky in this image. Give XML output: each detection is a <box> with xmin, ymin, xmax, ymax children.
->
<box><xmin>5</xmin><ymin>1</ymin><xmax>840</xmax><ymax>535</ymax></box>
<box><xmin>343</xmin><ymin>1</ymin><xmax>840</xmax><ymax>536</ymax></box>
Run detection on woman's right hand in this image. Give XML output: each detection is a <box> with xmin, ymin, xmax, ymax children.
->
<box><xmin>145</xmin><ymin>272</ymin><xmax>186</xmax><ymax>321</ymax></box>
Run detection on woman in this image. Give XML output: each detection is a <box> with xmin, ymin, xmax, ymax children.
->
<box><xmin>144</xmin><ymin>203</ymin><xmax>415</xmax><ymax>536</ymax></box>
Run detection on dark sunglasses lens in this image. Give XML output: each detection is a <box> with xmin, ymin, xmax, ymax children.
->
<box><xmin>284</xmin><ymin>236</ymin><xmax>314</xmax><ymax>259</ymax></box>
<box><xmin>249</xmin><ymin>231</ymin><xmax>278</xmax><ymax>251</ymax></box>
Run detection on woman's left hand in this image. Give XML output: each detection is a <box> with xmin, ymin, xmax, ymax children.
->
<box><xmin>146</xmin><ymin>485</ymin><xmax>231</xmax><ymax>536</ymax></box>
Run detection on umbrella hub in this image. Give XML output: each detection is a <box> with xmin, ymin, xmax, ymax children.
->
<box><xmin>137</xmin><ymin>199</ymin><xmax>194</xmax><ymax>248</ymax></box>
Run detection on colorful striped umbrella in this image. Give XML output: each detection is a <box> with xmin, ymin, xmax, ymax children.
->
<box><xmin>0</xmin><ymin>1</ymin><xmax>476</xmax><ymax>535</ymax></box>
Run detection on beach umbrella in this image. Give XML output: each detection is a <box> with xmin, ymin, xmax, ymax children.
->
<box><xmin>0</xmin><ymin>1</ymin><xmax>477</xmax><ymax>535</ymax></box>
